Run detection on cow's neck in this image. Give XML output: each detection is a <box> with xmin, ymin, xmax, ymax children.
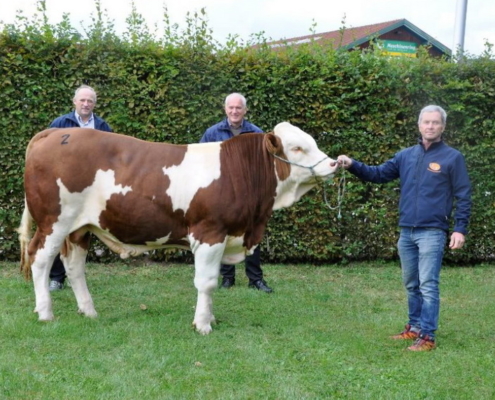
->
<box><xmin>272</xmin><ymin>180</ymin><xmax>316</xmax><ymax>210</ymax></box>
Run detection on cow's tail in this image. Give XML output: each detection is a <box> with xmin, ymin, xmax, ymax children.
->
<box><xmin>17</xmin><ymin>198</ymin><xmax>33</xmax><ymax>280</ymax></box>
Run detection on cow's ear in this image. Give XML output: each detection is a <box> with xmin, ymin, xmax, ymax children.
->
<box><xmin>264</xmin><ymin>132</ymin><xmax>283</xmax><ymax>155</ymax></box>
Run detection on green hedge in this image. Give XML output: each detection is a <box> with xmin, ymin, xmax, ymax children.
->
<box><xmin>1</xmin><ymin>2</ymin><xmax>494</xmax><ymax>264</ymax></box>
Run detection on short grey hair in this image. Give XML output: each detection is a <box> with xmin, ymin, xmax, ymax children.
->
<box><xmin>225</xmin><ymin>93</ymin><xmax>247</xmax><ymax>108</ymax></box>
<box><xmin>418</xmin><ymin>105</ymin><xmax>447</xmax><ymax>125</ymax></box>
<box><xmin>73</xmin><ymin>85</ymin><xmax>97</xmax><ymax>103</ymax></box>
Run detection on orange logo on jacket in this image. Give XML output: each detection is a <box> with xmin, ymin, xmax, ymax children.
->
<box><xmin>428</xmin><ymin>162</ymin><xmax>441</xmax><ymax>172</ymax></box>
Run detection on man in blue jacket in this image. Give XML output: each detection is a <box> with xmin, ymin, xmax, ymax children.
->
<box><xmin>50</xmin><ymin>85</ymin><xmax>112</xmax><ymax>131</ymax></box>
<box><xmin>200</xmin><ymin>93</ymin><xmax>273</xmax><ymax>293</ymax></box>
<box><xmin>337</xmin><ymin>105</ymin><xmax>471</xmax><ymax>351</ymax></box>
<box><xmin>48</xmin><ymin>85</ymin><xmax>112</xmax><ymax>291</ymax></box>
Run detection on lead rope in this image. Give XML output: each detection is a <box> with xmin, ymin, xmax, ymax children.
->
<box><xmin>270</xmin><ymin>153</ymin><xmax>346</xmax><ymax>218</ymax></box>
<box><xmin>320</xmin><ymin>169</ymin><xmax>346</xmax><ymax>219</ymax></box>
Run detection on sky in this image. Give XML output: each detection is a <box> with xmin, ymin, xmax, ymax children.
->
<box><xmin>1</xmin><ymin>0</ymin><xmax>494</xmax><ymax>56</ymax></box>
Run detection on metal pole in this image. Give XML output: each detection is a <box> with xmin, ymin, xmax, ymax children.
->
<box><xmin>453</xmin><ymin>0</ymin><xmax>468</xmax><ymax>58</ymax></box>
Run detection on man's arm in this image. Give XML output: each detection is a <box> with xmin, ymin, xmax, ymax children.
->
<box><xmin>337</xmin><ymin>155</ymin><xmax>400</xmax><ymax>184</ymax></box>
<box><xmin>199</xmin><ymin>129</ymin><xmax>211</xmax><ymax>143</ymax></box>
<box><xmin>450</xmin><ymin>153</ymin><xmax>472</xmax><ymax>248</ymax></box>
<box><xmin>98</xmin><ymin>121</ymin><xmax>113</xmax><ymax>132</ymax></box>
<box><xmin>49</xmin><ymin>116</ymin><xmax>64</xmax><ymax>128</ymax></box>
<box><xmin>49</xmin><ymin>112</ymin><xmax>78</xmax><ymax>128</ymax></box>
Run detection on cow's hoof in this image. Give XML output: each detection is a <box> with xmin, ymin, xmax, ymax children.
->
<box><xmin>193</xmin><ymin>322</ymin><xmax>213</xmax><ymax>335</ymax></box>
<box><xmin>78</xmin><ymin>308</ymin><xmax>98</xmax><ymax>318</ymax></box>
<box><xmin>37</xmin><ymin>312</ymin><xmax>55</xmax><ymax>321</ymax></box>
<box><xmin>35</xmin><ymin>306</ymin><xmax>54</xmax><ymax>321</ymax></box>
<box><xmin>77</xmin><ymin>310</ymin><xmax>98</xmax><ymax>318</ymax></box>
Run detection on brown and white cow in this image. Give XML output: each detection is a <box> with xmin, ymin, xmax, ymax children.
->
<box><xmin>18</xmin><ymin>122</ymin><xmax>338</xmax><ymax>334</ymax></box>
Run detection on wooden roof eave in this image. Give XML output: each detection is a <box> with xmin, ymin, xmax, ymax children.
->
<box><xmin>341</xmin><ymin>18</ymin><xmax>451</xmax><ymax>56</ymax></box>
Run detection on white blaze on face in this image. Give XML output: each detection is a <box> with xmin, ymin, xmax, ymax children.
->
<box><xmin>163</xmin><ymin>143</ymin><xmax>222</xmax><ymax>213</ymax></box>
<box><xmin>272</xmin><ymin>122</ymin><xmax>338</xmax><ymax>210</ymax></box>
<box><xmin>55</xmin><ymin>169</ymin><xmax>132</xmax><ymax>232</ymax></box>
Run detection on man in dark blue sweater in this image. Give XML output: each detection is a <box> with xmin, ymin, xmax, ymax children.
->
<box><xmin>48</xmin><ymin>85</ymin><xmax>112</xmax><ymax>291</ymax></box>
<box><xmin>199</xmin><ymin>93</ymin><xmax>273</xmax><ymax>293</ymax></box>
<box><xmin>337</xmin><ymin>105</ymin><xmax>471</xmax><ymax>351</ymax></box>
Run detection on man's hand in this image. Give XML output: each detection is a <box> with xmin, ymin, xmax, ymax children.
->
<box><xmin>337</xmin><ymin>155</ymin><xmax>353</xmax><ymax>169</ymax></box>
<box><xmin>449</xmin><ymin>232</ymin><xmax>466</xmax><ymax>250</ymax></box>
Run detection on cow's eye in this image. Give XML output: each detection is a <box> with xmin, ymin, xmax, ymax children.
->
<box><xmin>293</xmin><ymin>146</ymin><xmax>302</xmax><ymax>152</ymax></box>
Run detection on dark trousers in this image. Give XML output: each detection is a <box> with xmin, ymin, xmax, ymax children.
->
<box><xmin>220</xmin><ymin>246</ymin><xmax>263</xmax><ymax>283</ymax></box>
<box><xmin>49</xmin><ymin>254</ymin><xmax>66</xmax><ymax>283</ymax></box>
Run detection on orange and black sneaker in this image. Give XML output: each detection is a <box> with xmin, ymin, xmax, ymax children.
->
<box><xmin>391</xmin><ymin>324</ymin><xmax>420</xmax><ymax>340</ymax></box>
<box><xmin>407</xmin><ymin>334</ymin><xmax>436</xmax><ymax>351</ymax></box>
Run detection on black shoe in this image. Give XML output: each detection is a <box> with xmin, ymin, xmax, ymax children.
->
<box><xmin>221</xmin><ymin>277</ymin><xmax>235</xmax><ymax>289</ymax></box>
<box><xmin>248</xmin><ymin>279</ymin><xmax>273</xmax><ymax>293</ymax></box>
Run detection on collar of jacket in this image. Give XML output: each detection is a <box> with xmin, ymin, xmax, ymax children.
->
<box><xmin>417</xmin><ymin>137</ymin><xmax>444</xmax><ymax>151</ymax></box>
<box><xmin>221</xmin><ymin>118</ymin><xmax>253</xmax><ymax>133</ymax></box>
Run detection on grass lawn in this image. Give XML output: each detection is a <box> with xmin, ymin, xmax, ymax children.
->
<box><xmin>1</xmin><ymin>260</ymin><xmax>495</xmax><ymax>399</ymax></box>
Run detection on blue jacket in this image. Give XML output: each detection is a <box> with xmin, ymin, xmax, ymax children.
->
<box><xmin>50</xmin><ymin>111</ymin><xmax>112</xmax><ymax>132</ymax></box>
<box><xmin>200</xmin><ymin>118</ymin><xmax>263</xmax><ymax>143</ymax></box>
<box><xmin>348</xmin><ymin>139</ymin><xmax>472</xmax><ymax>234</ymax></box>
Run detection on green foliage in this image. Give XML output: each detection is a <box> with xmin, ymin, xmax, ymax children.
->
<box><xmin>1</xmin><ymin>0</ymin><xmax>494</xmax><ymax>263</ymax></box>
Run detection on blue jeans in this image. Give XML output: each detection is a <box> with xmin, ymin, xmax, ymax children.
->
<box><xmin>397</xmin><ymin>228</ymin><xmax>447</xmax><ymax>339</ymax></box>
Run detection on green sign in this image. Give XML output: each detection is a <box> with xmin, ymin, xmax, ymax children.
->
<box><xmin>381</xmin><ymin>40</ymin><xmax>417</xmax><ymax>57</ymax></box>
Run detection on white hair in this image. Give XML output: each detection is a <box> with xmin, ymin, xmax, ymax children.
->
<box><xmin>225</xmin><ymin>93</ymin><xmax>247</xmax><ymax>108</ymax></box>
<box><xmin>418</xmin><ymin>105</ymin><xmax>447</xmax><ymax>125</ymax></box>
<box><xmin>73</xmin><ymin>85</ymin><xmax>97</xmax><ymax>103</ymax></box>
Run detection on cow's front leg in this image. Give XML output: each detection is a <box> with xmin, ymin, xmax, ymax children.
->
<box><xmin>191</xmin><ymin>241</ymin><xmax>224</xmax><ymax>335</ymax></box>
<box><xmin>193</xmin><ymin>291</ymin><xmax>216</xmax><ymax>335</ymax></box>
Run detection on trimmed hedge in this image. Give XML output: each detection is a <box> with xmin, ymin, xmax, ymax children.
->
<box><xmin>1</xmin><ymin>2</ymin><xmax>494</xmax><ymax>264</ymax></box>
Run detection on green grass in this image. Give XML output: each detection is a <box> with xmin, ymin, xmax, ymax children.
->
<box><xmin>1</xmin><ymin>260</ymin><xmax>495</xmax><ymax>399</ymax></box>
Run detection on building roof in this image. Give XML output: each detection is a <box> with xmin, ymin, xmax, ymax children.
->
<box><xmin>268</xmin><ymin>19</ymin><xmax>451</xmax><ymax>57</ymax></box>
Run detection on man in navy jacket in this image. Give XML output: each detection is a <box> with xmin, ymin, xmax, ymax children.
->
<box><xmin>338</xmin><ymin>105</ymin><xmax>471</xmax><ymax>351</ymax></box>
<box><xmin>50</xmin><ymin>85</ymin><xmax>112</xmax><ymax>131</ymax></box>
<box><xmin>48</xmin><ymin>85</ymin><xmax>112</xmax><ymax>291</ymax></box>
<box><xmin>199</xmin><ymin>93</ymin><xmax>273</xmax><ymax>293</ymax></box>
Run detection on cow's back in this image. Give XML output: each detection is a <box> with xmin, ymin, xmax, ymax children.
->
<box><xmin>24</xmin><ymin>128</ymin><xmax>191</xmax><ymax>244</ymax></box>
<box><xmin>26</xmin><ymin>128</ymin><xmax>187</xmax><ymax>191</ymax></box>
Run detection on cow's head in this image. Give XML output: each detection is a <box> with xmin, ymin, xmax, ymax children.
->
<box><xmin>267</xmin><ymin>122</ymin><xmax>338</xmax><ymax>209</ymax></box>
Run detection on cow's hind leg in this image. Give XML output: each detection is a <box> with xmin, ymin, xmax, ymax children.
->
<box><xmin>191</xmin><ymin>243</ymin><xmax>224</xmax><ymax>335</ymax></box>
<box><xmin>29</xmin><ymin>230</ymin><xmax>60</xmax><ymax>321</ymax></box>
<box><xmin>62</xmin><ymin>230</ymin><xmax>97</xmax><ymax>318</ymax></box>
